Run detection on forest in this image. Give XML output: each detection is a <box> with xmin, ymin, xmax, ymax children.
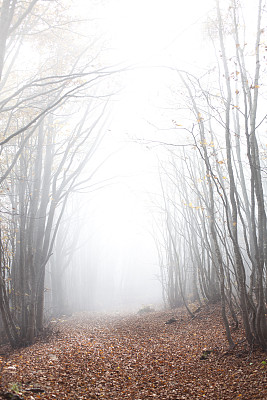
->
<box><xmin>0</xmin><ymin>0</ymin><xmax>266</xmax><ymax>399</ymax></box>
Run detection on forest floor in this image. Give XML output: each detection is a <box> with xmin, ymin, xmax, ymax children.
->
<box><xmin>0</xmin><ymin>304</ymin><xmax>266</xmax><ymax>400</ymax></box>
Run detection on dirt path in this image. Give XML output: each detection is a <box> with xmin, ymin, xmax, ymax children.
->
<box><xmin>0</xmin><ymin>305</ymin><xmax>266</xmax><ymax>399</ymax></box>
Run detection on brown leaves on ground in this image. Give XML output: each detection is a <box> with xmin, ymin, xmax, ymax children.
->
<box><xmin>0</xmin><ymin>305</ymin><xmax>266</xmax><ymax>399</ymax></box>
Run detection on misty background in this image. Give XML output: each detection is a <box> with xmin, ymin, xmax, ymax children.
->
<box><xmin>51</xmin><ymin>0</ymin><xmax>217</xmax><ymax>313</ymax></box>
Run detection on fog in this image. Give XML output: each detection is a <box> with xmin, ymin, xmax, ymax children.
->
<box><xmin>62</xmin><ymin>136</ymin><xmax>163</xmax><ymax>312</ymax></box>
<box><xmin>44</xmin><ymin>0</ymin><xmax>265</xmax><ymax>315</ymax></box>
<box><xmin>49</xmin><ymin>0</ymin><xmax>217</xmax><ymax>314</ymax></box>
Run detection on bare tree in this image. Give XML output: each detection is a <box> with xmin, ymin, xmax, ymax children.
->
<box><xmin>0</xmin><ymin>0</ymin><xmax>118</xmax><ymax>346</ymax></box>
<box><xmin>157</xmin><ymin>0</ymin><xmax>267</xmax><ymax>350</ymax></box>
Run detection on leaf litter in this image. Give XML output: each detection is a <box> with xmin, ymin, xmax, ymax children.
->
<box><xmin>0</xmin><ymin>304</ymin><xmax>266</xmax><ymax>399</ymax></box>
